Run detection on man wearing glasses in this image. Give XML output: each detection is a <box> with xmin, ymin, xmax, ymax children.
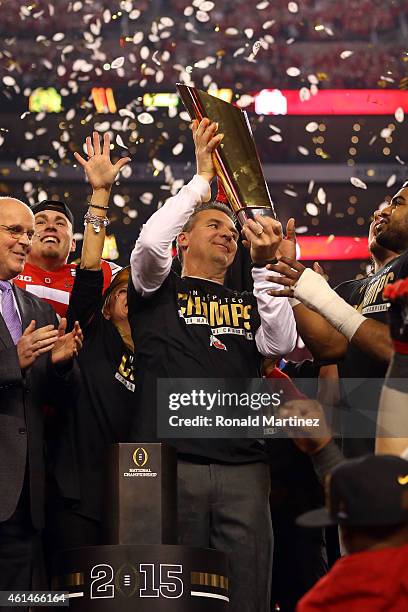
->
<box><xmin>0</xmin><ymin>197</ymin><xmax>82</xmax><ymax>603</ymax></box>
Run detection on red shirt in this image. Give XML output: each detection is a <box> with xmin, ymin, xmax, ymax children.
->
<box><xmin>14</xmin><ymin>261</ymin><xmax>116</xmax><ymax>318</ymax></box>
<box><xmin>297</xmin><ymin>543</ymin><xmax>408</xmax><ymax>612</ymax></box>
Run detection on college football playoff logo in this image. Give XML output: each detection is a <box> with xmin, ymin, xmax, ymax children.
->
<box><xmin>132</xmin><ymin>447</ymin><xmax>148</xmax><ymax>468</ymax></box>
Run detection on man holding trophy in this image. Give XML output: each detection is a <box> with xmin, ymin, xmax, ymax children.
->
<box><xmin>128</xmin><ymin>88</ymin><xmax>296</xmax><ymax>612</ymax></box>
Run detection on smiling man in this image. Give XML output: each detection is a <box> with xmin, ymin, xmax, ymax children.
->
<box><xmin>128</xmin><ymin>118</ymin><xmax>296</xmax><ymax>612</ymax></box>
<box><xmin>13</xmin><ymin>200</ymin><xmax>113</xmax><ymax>317</ymax></box>
<box><xmin>267</xmin><ymin>182</ymin><xmax>408</xmax><ymax>456</ymax></box>
<box><xmin>0</xmin><ymin>196</ymin><xmax>82</xmax><ymax>600</ymax></box>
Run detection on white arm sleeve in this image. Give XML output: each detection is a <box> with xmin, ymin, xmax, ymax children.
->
<box><xmin>253</xmin><ymin>267</ymin><xmax>297</xmax><ymax>357</ymax></box>
<box><xmin>130</xmin><ymin>174</ymin><xmax>211</xmax><ymax>297</ymax></box>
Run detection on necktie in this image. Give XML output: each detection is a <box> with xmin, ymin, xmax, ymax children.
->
<box><xmin>0</xmin><ymin>280</ymin><xmax>22</xmax><ymax>344</ymax></box>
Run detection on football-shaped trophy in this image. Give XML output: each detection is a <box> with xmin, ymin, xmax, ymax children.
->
<box><xmin>177</xmin><ymin>84</ymin><xmax>276</xmax><ymax>226</ymax></box>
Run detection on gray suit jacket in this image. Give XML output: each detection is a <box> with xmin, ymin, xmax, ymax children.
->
<box><xmin>0</xmin><ymin>284</ymin><xmax>74</xmax><ymax>530</ymax></box>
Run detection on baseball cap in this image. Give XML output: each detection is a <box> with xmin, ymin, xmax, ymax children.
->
<box><xmin>297</xmin><ymin>454</ymin><xmax>408</xmax><ymax>528</ymax></box>
<box><xmin>31</xmin><ymin>200</ymin><xmax>74</xmax><ymax>226</ymax></box>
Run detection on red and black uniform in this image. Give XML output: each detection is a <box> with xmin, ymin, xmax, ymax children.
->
<box><xmin>14</xmin><ymin>261</ymin><xmax>116</xmax><ymax>318</ymax></box>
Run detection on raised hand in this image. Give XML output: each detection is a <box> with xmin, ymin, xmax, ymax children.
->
<box><xmin>74</xmin><ymin>132</ymin><xmax>131</xmax><ymax>192</ymax></box>
<box><xmin>192</xmin><ymin>118</ymin><xmax>224</xmax><ymax>184</ymax></box>
<box><xmin>51</xmin><ymin>318</ymin><xmax>83</xmax><ymax>365</ymax></box>
<box><xmin>241</xmin><ymin>214</ymin><xmax>283</xmax><ymax>264</ymax></box>
<box><xmin>17</xmin><ymin>320</ymin><xmax>59</xmax><ymax>370</ymax></box>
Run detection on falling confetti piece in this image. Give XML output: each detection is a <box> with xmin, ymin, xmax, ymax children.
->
<box><xmin>284</xmin><ymin>189</ymin><xmax>298</xmax><ymax>197</ymax></box>
<box><xmin>127</xmin><ymin>210</ymin><xmax>138</xmax><ymax>219</ymax></box>
<box><xmin>386</xmin><ymin>174</ymin><xmax>396</xmax><ymax>188</ymax></box>
<box><xmin>152</xmin><ymin>158</ymin><xmax>165</xmax><ymax>171</ymax></box>
<box><xmin>286</xmin><ymin>66</ymin><xmax>300</xmax><ymax>77</ymax></box>
<box><xmin>317</xmin><ymin>188</ymin><xmax>326</xmax><ymax>204</ymax></box>
<box><xmin>172</xmin><ymin>142</ymin><xmax>184</xmax><ymax>155</ymax></box>
<box><xmin>308</xmin><ymin>180</ymin><xmax>314</xmax><ymax>194</ymax></box>
<box><xmin>299</xmin><ymin>87</ymin><xmax>311</xmax><ymax>102</ymax></box>
<box><xmin>52</xmin><ymin>32</ymin><xmax>65</xmax><ymax>42</ymax></box>
<box><xmin>137</xmin><ymin>112</ymin><xmax>154</xmax><ymax>124</ymax></box>
<box><xmin>380</xmin><ymin>128</ymin><xmax>392</xmax><ymax>138</ymax></box>
<box><xmin>256</xmin><ymin>1</ymin><xmax>269</xmax><ymax>9</ymax></box>
<box><xmin>119</xmin><ymin>109</ymin><xmax>135</xmax><ymax>119</ymax></box>
<box><xmin>269</xmin><ymin>134</ymin><xmax>283</xmax><ymax>142</ymax></box>
<box><xmin>3</xmin><ymin>76</ymin><xmax>16</xmax><ymax>86</ymax></box>
<box><xmin>111</xmin><ymin>56</ymin><xmax>125</xmax><ymax>69</ymax></box>
<box><xmin>113</xmin><ymin>194</ymin><xmax>125</xmax><ymax>208</ymax></box>
<box><xmin>236</xmin><ymin>95</ymin><xmax>254</xmax><ymax>108</ymax></box>
<box><xmin>196</xmin><ymin>11</ymin><xmax>210</xmax><ymax>22</ymax></box>
<box><xmin>200</xmin><ymin>1</ymin><xmax>215</xmax><ymax>10</ymax></box>
<box><xmin>295</xmin><ymin>226</ymin><xmax>308</xmax><ymax>234</ymax></box>
<box><xmin>269</xmin><ymin>125</ymin><xmax>281</xmax><ymax>133</ymax></box>
<box><xmin>297</xmin><ymin>146</ymin><xmax>309</xmax><ymax>156</ymax></box>
<box><xmin>140</xmin><ymin>192</ymin><xmax>154</xmax><ymax>205</ymax></box>
<box><xmin>340</xmin><ymin>50</ymin><xmax>353</xmax><ymax>59</ymax></box>
<box><xmin>305</xmin><ymin>122</ymin><xmax>319</xmax><ymax>133</ymax></box>
<box><xmin>394</xmin><ymin>107</ymin><xmax>404</xmax><ymax>123</ymax></box>
<box><xmin>369</xmin><ymin>135</ymin><xmax>377</xmax><ymax>146</ymax></box>
<box><xmin>116</xmin><ymin>135</ymin><xmax>128</xmax><ymax>150</ymax></box>
<box><xmin>395</xmin><ymin>156</ymin><xmax>405</xmax><ymax>165</ymax></box>
<box><xmin>306</xmin><ymin>203</ymin><xmax>319</xmax><ymax>216</ymax></box>
<box><xmin>288</xmin><ymin>2</ymin><xmax>298</xmax><ymax>13</ymax></box>
<box><xmin>350</xmin><ymin>177</ymin><xmax>367</xmax><ymax>190</ymax></box>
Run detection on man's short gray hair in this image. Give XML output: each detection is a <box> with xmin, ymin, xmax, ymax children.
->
<box><xmin>177</xmin><ymin>201</ymin><xmax>237</xmax><ymax>261</ymax></box>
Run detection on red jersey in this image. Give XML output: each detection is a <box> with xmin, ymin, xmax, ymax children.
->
<box><xmin>297</xmin><ymin>543</ymin><xmax>408</xmax><ymax>612</ymax></box>
<box><xmin>14</xmin><ymin>261</ymin><xmax>118</xmax><ymax>318</ymax></box>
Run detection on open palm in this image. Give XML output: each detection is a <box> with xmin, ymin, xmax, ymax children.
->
<box><xmin>74</xmin><ymin>132</ymin><xmax>130</xmax><ymax>191</ymax></box>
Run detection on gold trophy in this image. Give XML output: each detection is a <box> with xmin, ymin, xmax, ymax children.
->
<box><xmin>177</xmin><ymin>84</ymin><xmax>276</xmax><ymax>226</ymax></box>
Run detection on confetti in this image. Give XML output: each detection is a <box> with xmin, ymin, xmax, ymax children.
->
<box><xmin>111</xmin><ymin>56</ymin><xmax>125</xmax><ymax>69</ymax></box>
<box><xmin>386</xmin><ymin>174</ymin><xmax>396</xmax><ymax>188</ymax></box>
<box><xmin>297</xmin><ymin>146</ymin><xmax>309</xmax><ymax>156</ymax></box>
<box><xmin>269</xmin><ymin>134</ymin><xmax>283</xmax><ymax>142</ymax></box>
<box><xmin>350</xmin><ymin>177</ymin><xmax>368</xmax><ymax>190</ymax></box>
<box><xmin>137</xmin><ymin>112</ymin><xmax>154</xmax><ymax>124</ymax></box>
<box><xmin>116</xmin><ymin>135</ymin><xmax>128</xmax><ymax>150</ymax></box>
<box><xmin>394</xmin><ymin>107</ymin><xmax>404</xmax><ymax>123</ymax></box>
<box><xmin>306</xmin><ymin>203</ymin><xmax>319</xmax><ymax>216</ymax></box>
<box><xmin>3</xmin><ymin>76</ymin><xmax>16</xmax><ymax>86</ymax></box>
<box><xmin>380</xmin><ymin>127</ymin><xmax>392</xmax><ymax>139</ymax></box>
<box><xmin>172</xmin><ymin>143</ymin><xmax>184</xmax><ymax>155</ymax></box>
<box><xmin>140</xmin><ymin>192</ymin><xmax>154</xmax><ymax>205</ymax></box>
<box><xmin>317</xmin><ymin>188</ymin><xmax>326</xmax><ymax>204</ymax></box>
<box><xmin>286</xmin><ymin>67</ymin><xmax>300</xmax><ymax>77</ymax></box>
<box><xmin>305</xmin><ymin>122</ymin><xmax>319</xmax><ymax>133</ymax></box>
<box><xmin>340</xmin><ymin>50</ymin><xmax>353</xmax><ymax>59</ymax></box>
<box><xmin>288</xmin><ymin>2</ymin><xmax>298</xmax><ymax>14</ymax></box>
<box><xmin>113</xmin><ymin>194</ymin><xmax>126</xmax><ymax>208</ymax></box>
<box><xmin>284</xmin><ymin>189</ymin><xmax>298</xmax><ymax>197</ymax></box>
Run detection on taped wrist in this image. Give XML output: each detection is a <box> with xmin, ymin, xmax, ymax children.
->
<box><xmin>294</xmin><ymin>268</ymin><xmax>365</xmax><ymax>340</ymax></box>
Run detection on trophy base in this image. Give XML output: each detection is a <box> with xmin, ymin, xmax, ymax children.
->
<box><xmin>237</xmin><ymin>207</ymin><xmax>275</xmax><ymax>227</ymax></box>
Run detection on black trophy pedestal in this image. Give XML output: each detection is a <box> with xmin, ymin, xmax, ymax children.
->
<box><xmin>50</xmin><ymin>444</ymin><xmax>230</xmax><ymax>609</ymax></box>
<box><xmin>53</xmin><ymin>544</ymin><xmax>229</xmax><ymax>611</ymax></box>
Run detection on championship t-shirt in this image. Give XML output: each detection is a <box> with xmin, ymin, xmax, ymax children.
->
<box><xmin>14</xmin><ymin>260</ymin><xmax>116</xmax><ymax>318</ymax></box>
<box><xmin>128</xmin><ymin>271</ymin><xmax>267</xmax><ymax>464</ymax></box>
<box><xmin>335</xmin><ymin>250</ymin><xmax>408</xmax><ymax>456</ymax></box>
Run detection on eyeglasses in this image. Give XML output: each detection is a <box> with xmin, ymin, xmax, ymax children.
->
<box><xmin>0</xmin><ymin>224</ymin><xmax>37</xmax><ymax>242</ymax></box>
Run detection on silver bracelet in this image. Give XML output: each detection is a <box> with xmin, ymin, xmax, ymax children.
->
<box><xmin>84</xmin><ymin>211</ymin><xmax>110</xmax><ymax>233</ymax></box>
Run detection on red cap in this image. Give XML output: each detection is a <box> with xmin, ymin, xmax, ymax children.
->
<box><xmin>215</xmin><ymin>177</ymin><xmax>229</xmax><ymax>204</ymax></box>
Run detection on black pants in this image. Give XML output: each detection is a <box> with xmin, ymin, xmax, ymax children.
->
<box><xmin>177</xmin><ymin>461</ymin><xmax>273</xmax><ymax>612</ymax></box>
<box><xmin>0</xmin><ymin>486</ymin><xmax>37</xmax><ymax>612</ymax></box>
